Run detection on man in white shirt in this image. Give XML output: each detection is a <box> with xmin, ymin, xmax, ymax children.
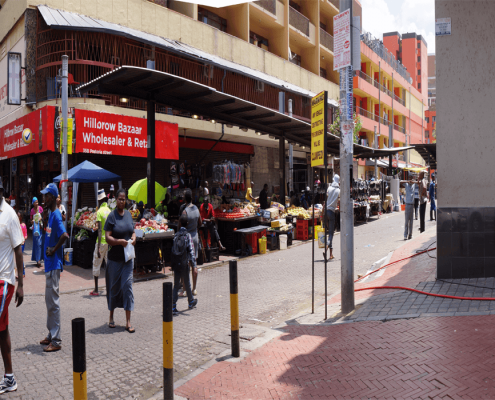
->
<box><xmin>0</xmin><ymin>180</ymin><xmax>24</xmax><ymax>394</ymax></box>
<box><xmin>324</xmin><ymin>175</ymin><xmax>340</xmax><ymax>261</ymax></box>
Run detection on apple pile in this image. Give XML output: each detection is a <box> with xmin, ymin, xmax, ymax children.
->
<box><xmin>135</xmin><ymin>218</ymin><xmax>168</xmax><ymax>233</ymax></box>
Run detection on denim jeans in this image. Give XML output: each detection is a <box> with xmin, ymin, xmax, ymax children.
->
<box><xmin>173</xmin><ymin>265</ymin><xmax>194</xmax><ymax>306</ymax></box>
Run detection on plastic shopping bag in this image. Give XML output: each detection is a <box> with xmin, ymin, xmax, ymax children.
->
<box><xmin>124</xmin><ymin>239</ymin><xmax>136</xmax><ymax>262</ymax></box>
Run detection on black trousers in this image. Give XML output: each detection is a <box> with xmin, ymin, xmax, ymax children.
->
<box><xmin>414</xmin><ymin>198</ymin><xmax>419</xmax><ymax>219</ymax></box>
<box><xmin>203</xmin><ymin>221</ymin><xmax>221</xmax><ymax>247</ymax></box>
<box><xmin>419</xmin><ymin>202</ymin><xmax>427</xmax><ymax>232</ymax></box>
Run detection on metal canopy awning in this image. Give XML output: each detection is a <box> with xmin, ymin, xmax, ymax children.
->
<box><xmin>77</xmin><ymin>66</ymin><xmax>414</xmax><ymax>158</ymax></box>
<box><xmin>77</xmin><ymin>66</ymin><xmax>314</xmax><ymax>146</ymax></box>
<box><xmin>414</xmin><ymin>143</ymin><xmax>437</xmax><ymax>169</ymax></box>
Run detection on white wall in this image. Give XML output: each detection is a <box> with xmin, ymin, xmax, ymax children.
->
<box><xmin>436</xmin><ymin>0</ymin><xmax>495</xmax><ymax>207</ymax></box>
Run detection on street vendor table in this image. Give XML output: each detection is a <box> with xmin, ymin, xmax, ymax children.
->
<box><xmin>267</xmin><ymin>227</ymin><xmax>294</xmax><ymax>250</ymax></box>
<box><xmin>234</xmin><ymin>225</ymin><xmax>269</xmax><ymax>255</ymax></box>
<box><xmin>135</xmin><ymin>231</ymin><xmax>174</xmax><ymax>272</ymax></box>
<box><xmin>71</xmin><ymin>226</ymin><xmax>98</xmax><ymax>269</ymax></box>
<box><xmin>216</xmin><ymin>215</ymin><xmax>261</xmax><ymax>253</ymax></box>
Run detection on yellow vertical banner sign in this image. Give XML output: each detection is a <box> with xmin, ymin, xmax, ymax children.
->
<box><xmin>311</xmin><ymin>91</ymin><xmax>327</xmax><ymax>167</ymax></box>
<box><xmin>60</xmin><ymin>119</ymin><xmax>73</xmax><ymax>155</ymax></box>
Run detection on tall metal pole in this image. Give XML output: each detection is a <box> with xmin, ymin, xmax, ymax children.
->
<box><xmin>339</xmin><ymin>0</ymin><xmax>354</xmax><ymax>314</ymax></box>
<box><xmin>374</xmin><ymin>126</ymin><xmax>378</xmax><ymax>179</ymax></box>
<box><xmin>408</xmin><ymin>87</ymin><xmax>412</xmax><ymax>165</ymax></box>
<box><xmin>288</xmin><ymin>99</ymin><xmax>294</xmax><ymax>195</ymax></box>
<box><xmin>147</xmin><ymin>100</ymin><xmax>156</xmax><ymax>209</ymax></box>
<box><xmin>61</xmin><ymin>55</ymin><xmax>69</xmax><ymax>230</ymax></box>
<box><xmin>278</xmin><ymin>92</ymin><xmax>286</xmax><ymax>205</ymax></box>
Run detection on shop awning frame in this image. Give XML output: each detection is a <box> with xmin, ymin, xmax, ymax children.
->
<box><xmin>77</xmin><ymin>65</ymin><xmax>414</xmax><ymax>158</ymax></box>
<box><xmin>413</xmin><ymin>143</ymin><xmax>437</xmax><ymax>170</ymax></box>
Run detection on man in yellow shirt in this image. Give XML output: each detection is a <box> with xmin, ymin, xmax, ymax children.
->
<box><xmin>90</xmin><ymin>189</ymin><xmax>111</xmax><ymax>296</ymax></box>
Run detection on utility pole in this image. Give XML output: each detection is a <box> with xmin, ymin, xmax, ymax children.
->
<box><xmin>374</xmin><ymin>126</ymin><xmax>378</xmax><ymax>179</ymax></box>
<box><xmin>288</xmin><ymin>99</ymin><xmax>293</xmax><ymax>195</ymax></box>
<box><xmin>339</xmin><ymin>0</ymin><xmax>355</xmax><ymax>314</ymax></box>
<box><xmin>61</xmin><ymin>55</ymin><xmax>69</xmax><ymax>229</ymax></box>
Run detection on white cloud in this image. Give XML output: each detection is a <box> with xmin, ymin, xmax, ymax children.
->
<box><xmin>361</xmin><ymin>0</ymin><xmax>436</xmax><ymax>53</ymax></box>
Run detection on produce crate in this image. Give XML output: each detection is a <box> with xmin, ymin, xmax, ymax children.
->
<box><xmin>296</xmin><ymin>227</ymin><xmax>309</xmax><ymax>241</ymax></box>
<box><xmin>73</xmin><ymin>238</ymin><xmax>96</xmax><ymax>269</ymax></box>
<box><xmin>135</xmin><ymin>240</ymin><xmax>159</xmax><ymax>267</ymax></box>
<box><xmin>296</xmin><ymin>219</ymin><xmax>309</xmax><ymax>230</ymax></box>
<box><xmin>267</xmin><ymin>233</ymin><xmax>278</xmax><ymax>251</ymax></box>
<box><xmin>245</xmin><ymin>233</ymin><xmax>258</xmax><ymax>254</ymax></box>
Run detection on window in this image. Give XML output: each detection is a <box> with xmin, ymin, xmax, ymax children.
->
<box><xmin>418</xmin><ymin>69</ymin><xmax>421</xmax><ymax>75</ymax></box>
<box><xmin>289</xmin><ymin>0</ymin><xmax>301</xmax><ymax>12</ymax></box>
<box><xmin>290</xmin><ymin>52</ymin><xmax>301</xmax><ymax>66</ymax></box>
<box><xmin>319</xmin><ymin>68</ymin><xmax>327</xmax><ymax>79</ymax></box>
<box><xmin>249</xmin><ymin>32</ymin><xmax>269</xmax><ymax>49</ymax></box>
<box><xmin>198</xmin><ymin>7</ymin><xmax>227</xmax><ymax>32</ymax></box>
<box><xmin>426</xmin><ymin>130</ymin><xmax>429</xmax><ymax>138</ymax></box>
<box><xmin>418</xmin><ymin>83</ymin><xmax>421</xmax><ymax>89</ymax></box>
<box><xmin>320</xmin><ymin>22</ymin><xmax>327</xmax><ymax>30</ymax></box>
<box><xmin>432</xmin><ymin>116</ymin><xmax>436</xmax><ymax>122</ymax></box>
<box><xmin>418</xmin><ymin>56</ymin><xmax>421</xmax><ymax>62</ymax></box>
<box><xmin>417</xmin><ymin>42</ymin><xmax>421</xmax><ymax>49</ymax></box>
<box><xmin>425</xmin><ymin>117</ymin><xmax>429</xmax><ymax>123</ymax></box>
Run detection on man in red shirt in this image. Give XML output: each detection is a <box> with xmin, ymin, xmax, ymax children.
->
<box><xmin>199</xmin><ymin>197</ymin><xmax>225</xmax><ymax>251</ymax></box>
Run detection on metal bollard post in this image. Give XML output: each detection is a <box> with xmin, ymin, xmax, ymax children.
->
<box><xmin>163</xmin><ymin>282</ymin><xmax>174</xmax><ymax>400</ymax></box>
<box><xmin>72</xmin><ymin>317</ymin><xmax>87</xmax><ymax>400</ymax></box>
<box><xmin>229</xmin><ymin>260</ymin><xmax>240</xmax><ymax>358</ymax></box>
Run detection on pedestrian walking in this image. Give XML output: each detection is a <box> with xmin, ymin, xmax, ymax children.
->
<box><xmin>0</xmin><ymin>181</ymin><xmax>25</xmax><ymax>393</ymax></box>
<box><xmin>30</xmin><ymin>198</ymin><xmax>43</xmax><ymax>268</ymax></box>
<box><xmin>323</xmin><ymin>174</ymin><xmax>340</xmax><ymax>261</ymax></box>
<box><xmin>39</xmin><ymin>183</ymin><xmax>68</xmax><ymax>352</ymax></box>
<box><xmin>259</xmin><ymin>184</ymin><xmax>269</xmax><ymax>210</ymax></box>
<box><xmin>419</xmin><ymin>171</ymin><xmax>428</xmax><ymax>233</ymax></box>
<box><xmin>429</xmin><ymin>174</ymin><xmax>436</xmax><ymax>221</ymax></box>
<box><xmin>413</xmin><ymin>180</ymin><xmax>420</xmax><ymax>220</ymax></box>
<box><xmin>401</xmin><ymin>177</ymin><xmax>416</xmax><ymax>240</ymax></box>
<box><xmin>90</xmin><ymin>190</ymin><xmax>111</xmax><ymax>296</ymax></box>
<box><xmin>179</xmin><ymin>189</ymin><xmax>201</xmax><ymax>295</ymax></box>
<box><xmin>104</xmin><ymin>189</ymin><xmax>136</xmax><ymax>333</ymax></box>
<box><xmin>17</xmin><ymin>212</ymin><xmax>27</xmax><ymax>279</ymax></box>
<box><xmin>172</xmin><ymin>213</ymin><xmax>198</xmax><ymax>316</ymax></box>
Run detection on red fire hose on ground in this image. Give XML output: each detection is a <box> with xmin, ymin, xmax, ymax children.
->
<box><xmin>353</xmin><ymin>244</ymin><xmax>495</xmax><ymax>301</ymax></box>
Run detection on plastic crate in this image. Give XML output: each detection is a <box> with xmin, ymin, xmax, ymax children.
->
<box><xmin>267</xmin><ymin>234</ymin><xmax>278</xmax><ymax>251</ymax></box>
<box><xmin>206</xmin><ymin>247</ymin><xmax>219</xmax><ymax>263</ymax></box>
<box><xmin>297</xmin><ymin>230</ymin><xmax>309</xmax><ymax>241</ymax></box>
<box><xmin>135</xmin><ymin>241</ymin><xmax>159</xmax><ymax>267</ymax></box>
<box><xmin>246</xmin><ymin>233</ymin><xmax>258</xmax><ymax>254</ymax></box>
<box><xmin>296</xmin><ymin>219</ymin><xmax>309</xmax><ymax>230</ymax></box>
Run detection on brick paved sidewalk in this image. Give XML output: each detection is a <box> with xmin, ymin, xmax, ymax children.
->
<box><xmin>176</xmin><ymin>315</ymin><xmax>495</xmax><ymax>399</ymax></box>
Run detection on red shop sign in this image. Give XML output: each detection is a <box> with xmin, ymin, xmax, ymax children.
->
<box><xmin>75</xmin><ymin>109</ymin><xmax>178</xmax><ymax>159</ymax></box>
<box><xmin>0</xmin><ymin>106</ymin><xmax>56</xmax><ymax>160</ymax></box>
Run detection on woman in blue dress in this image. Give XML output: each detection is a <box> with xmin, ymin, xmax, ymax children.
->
<box><xmin>30</xmin><ymin>197</ymin><xmax>44</xmax><ymax>267</ymax></box>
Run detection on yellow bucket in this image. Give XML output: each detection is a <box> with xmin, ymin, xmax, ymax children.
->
<box><xmin>258</xmin><ymin>237</ymin><xmax>267</xmax><ymax>254</ymax></box>
<box><xmin>315</xmin><ymin>225</ymin><xmax>324</xmax><ymax>239</ymax></box>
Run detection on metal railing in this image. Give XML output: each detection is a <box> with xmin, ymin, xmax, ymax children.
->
<box><xmin>289</xmin><ymin>6</ymin><xmax>309</xmax><ymax>37</ymax></box>
<box><xmin>254</xmin><ymin>0</ymin><xmax>276</xmax><ymax>15</ymax></box>
<box><xmin>354</xmin><ymin>70</ymin><xmax>406</xmax><ymax>107</ymax></box>
<box><xmin>360</xmin><ymin>30</ymin><xmax>411</xmax><ymax>83</ymax></box>
<box><xmin>320</xmin><ymin>28</ymin><xmax>333</xmax><ymax>52</ymax></box>
<box><xmin>355</xmin><ymin>107</ymin><xmax>405</xmax><ymax>134</ymax></box>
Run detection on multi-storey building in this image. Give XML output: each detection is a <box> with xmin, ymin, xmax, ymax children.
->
<box><xmin>425</xmin><ymin>54</ymin><xmax>436</xmax><ymax>144</ymax></box>
<box><xmin>353</xmin><ymin>31</ymin><xmax>428</xmax><ymax>179</ymax></box>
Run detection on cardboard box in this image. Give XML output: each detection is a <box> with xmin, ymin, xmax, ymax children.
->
<box><xmin>270</xmin><ymin>202</ymin><xmax>285</xmax><ymax>211</ymax></box>
<box><xmin>271</xmin><ymin>219</ymin><xmax>286</xmax><ymax>228</ymax></box>
<box><xmin>266</xmin><ymin>208</ymin><xmax>279</xmax><ymax>219</ymax></box>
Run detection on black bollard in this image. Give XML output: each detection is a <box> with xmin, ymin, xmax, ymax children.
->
<box><xmin>229</xmin><ymin>260</ymin><xmax>240</xmax><ymax>358</ymax></box>
<box><xmin>163</xmin><ymin>282</ymin><xmax>174</xmax><ymax>400</ymax></box>
<box><xmin>72</xmin><ymin>317</ymin><xmax>87</xmax><ymax>400</ymax></box>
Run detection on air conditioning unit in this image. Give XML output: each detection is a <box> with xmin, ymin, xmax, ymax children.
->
<box><xmin>254</xmin><ymin>80</ymin><xmax>265</xmax><ymax>92</ymax></box>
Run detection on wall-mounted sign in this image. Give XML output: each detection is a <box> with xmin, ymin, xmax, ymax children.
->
<box><xmin>7</xmin><ymin>52</ymin><xmax>22</xmax><ymax>105</ymax></box>
<box><xmin>436</xmin><ymin>18</ymin><xmax>451</xmax><ymax>36</ymax></box>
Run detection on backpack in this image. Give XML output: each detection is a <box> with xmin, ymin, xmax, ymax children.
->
<box><xmin>171</xmin><ymin>230</ymin><xmax>189</xmax><ymax>271</ymax></box>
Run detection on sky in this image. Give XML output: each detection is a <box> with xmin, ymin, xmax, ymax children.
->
<box><xmin>360</xmin><ymin>0</ymin><xmax>436</xmax><ymax>54</ymax></box>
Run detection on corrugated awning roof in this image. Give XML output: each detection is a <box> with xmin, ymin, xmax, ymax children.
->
<box><xmin>76</xmin><ymin>65</ymin><xmax>414</xmax><ymax>157</ymax></box>
<box><xmin>37</xmin><ymin>5</ymin><xmax>339</xmax><ymax>107</ymax></box>
<box><xmin>413</xmin><ymin>143</ymin><xmax>437</xmax><ymax>169</ymax></box>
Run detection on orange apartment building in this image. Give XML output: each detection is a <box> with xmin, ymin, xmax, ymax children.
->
<box><xmin>425</xmin><ymin>54</ymin><xmax>436</xmax><ymax>143</ymax></box>
<box><xmin>352</xmin><ymin>31</ymin><xmax>428</xmax><ymax>179</ymax></box>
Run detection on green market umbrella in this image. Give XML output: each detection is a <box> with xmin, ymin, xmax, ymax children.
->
<box><xmin>128</xmin><ymin>179</ymin><xmax>167</xmax><ymax>206</ymax></box>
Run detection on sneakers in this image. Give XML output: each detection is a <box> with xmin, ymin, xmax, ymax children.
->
<box><xmin>189</xmin><ymin>299</ymin><xmax>198</xmax><ymax>309</ymax></box>
<box><xmin>0</xmin><ymin>375</ymin><xmax>17</xmax><ymax>394</ymax></box>
<box><xmin>172</xmin><ymin>307</ymin><xmax>179</xmax><ymax>316</ymax></box>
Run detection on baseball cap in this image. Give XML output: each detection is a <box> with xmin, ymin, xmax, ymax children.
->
<box><xmin>40</xmin><ymin>183</ymin><xmax>59</xmax><ymax>198</ymax></box>
<box><xmin>110</xmin><ymin>184</ymin><xmax>115</xmax><ymax>191</ymax></box>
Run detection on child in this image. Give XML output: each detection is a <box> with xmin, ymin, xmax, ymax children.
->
<box><xmin>171</xmin><ymin>213</ymin><xmax>198</xmax><ymax>315</ymax></box>
<box><xmin>18</xmin><ymin>212</ymin><xmax>27</xmax><ymax>278</ymax></box>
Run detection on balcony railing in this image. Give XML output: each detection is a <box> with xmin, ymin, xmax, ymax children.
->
<box><xmin>254</xmin><ymin>0</ymin><xmax>276</xmax><ymax>15</ymax></box>
<box><xmin>355</xmin><ymin>107</ymin><xmax>406</xmax><ymax>134</ymax></box>
<box><xmin>289</xmin><ymin>6</ymin><xmax>309</xmax><ymax>37</ymax></box>
<box><xmin>320</xmin><ymin>28</ymin><xmax>333</xmax><ymax>52</ymax></box>
<box><xmin>354</xmin><ymin>70</ymin><xmax>406</xmax><ymax>107</ymax></box>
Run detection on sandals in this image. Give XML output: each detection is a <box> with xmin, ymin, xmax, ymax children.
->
<box><xmin>125</xmin><ymin>326</ymin><xmax>135</xmax><ymax>333</ymax></box>
<box><xmin>89</xmin><ymin>291</ymin><xmax>100</xmax><ymax>296</ymax></box>
<box><xmin>108</xmin><ymin>321</ymin><xmax>116</xmax><ymax>328</ymax></box>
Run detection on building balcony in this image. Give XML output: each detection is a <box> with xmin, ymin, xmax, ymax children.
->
<box><xmin>355</xmin><ymin>70</ymin><xmax>406</xmax><ymax>107</ymax></box>
<box><xmin>320</xmin><ymin>28</ymin><xmax>334</xmax><ymax>53</ymax></box>
<box><xmin>253</xmin><ymin>0</ymin><xmax>276</xmax><ymax>15</ymax></box>
<box><xmin>356</xmin><ymin>106</ymin><xmax>406</xmax><ymax>141</ymax></box>
<box><xmin>289</xmin><ymin>6</ymin><xmax>315</xmax><ymax>44</ymax></box>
